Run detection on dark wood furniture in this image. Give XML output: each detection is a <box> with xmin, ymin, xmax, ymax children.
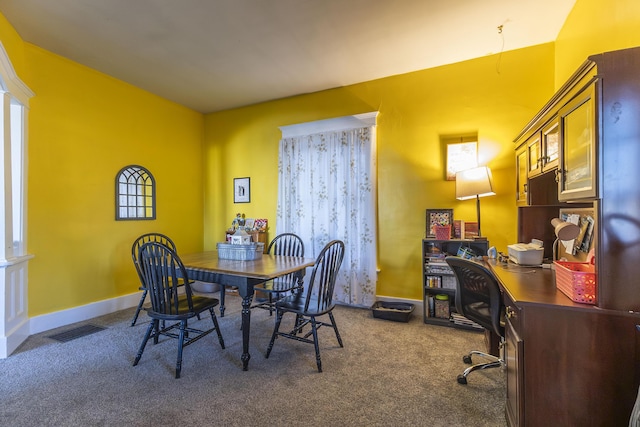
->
<box><xmin>489</xmin><ymin>260</ymin><xmax>640</xmax><ymax>427</ymax></box>
<box><xmin>179</xmin><ymin>251</ymin><xmax>315</xmax><ymax>371</ymax></box>
<box><xmin>422</xmin><ymin>239</ymin><xmax>488</xmax><ymax>329</ymax></box>
<box><xmin>508</xmin><ymin>46</ymin><xmax>640</xmax><ymax>426</ymax></box>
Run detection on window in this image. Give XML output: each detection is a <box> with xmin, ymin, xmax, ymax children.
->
<box><xmin>0</xmin><ymin>42</ymin><xmax>34</xmax><ymax>358</ymax></box>
<box><xmin>277</xmin><ymin>112</ymin><xmax>378</xmax><ymax>307</ymax></box>
<box><xmin>115</xmin><ymin>165</ymin><xmax>156</xmax><ymax>220</ymax></box>
<box><xmin>0</xmin><ymin>43</ymin><xmax>33</xmax><ymax>260</ymax></box>
<box><xmin>9</xmin><ymin>100</ymin><xmax>25</xmax><ymax>255</ymax></box>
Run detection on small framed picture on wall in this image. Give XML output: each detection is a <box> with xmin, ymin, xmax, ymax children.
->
<box><xmin>234</xmin><ymin>177</ymin><xmax>250</xmax><ymax>203</ymax></box>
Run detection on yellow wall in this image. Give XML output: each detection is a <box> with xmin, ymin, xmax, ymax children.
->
<box><xmin>555</xmin><ymin>0</ymin><xmax>640</xmax><ymax>87</ymax></box>
<box><xmin>200</xmin><ymin>0</ymin><xmax>640</xmax><ymax>302</ymax></box>
<box><xmin>2</xmin><ymin>0</ymin><xmax>640</xmax><ymax>317</ymax></box>
<box><xmin>12</xmin><ymin>39</ymin><xmax>206</xmax><ymax>315</ymax></box>
<box><xmin>204</xmin><ymin>45</ymin><xmax>556</xmax><ymax>301</ymax></box>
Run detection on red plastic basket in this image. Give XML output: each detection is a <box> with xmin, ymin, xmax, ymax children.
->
<box><xmin>434</xmin><ymin>225</ymin><xmax>451</xmax><ymax>240</ymax></box>
<box><xmin>554</xmin><ymin>261</ymin><xmax>597</xmax><ymax>305</ymax></box>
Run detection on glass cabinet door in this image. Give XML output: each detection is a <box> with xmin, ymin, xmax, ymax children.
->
<box><xmin>559</xmin><ymin>85</ymin><xmax>597</xmax><ymax>201</ymax></box>
<box><xmin>515</xmin><ymin>144</ymin><xmax>528</xmax><ymax>205</ymax></box>
<box><xmin>527</xmin><ymin>134</ymin><xmax>541</xmax><ymax>177</ymax></box>
<box><xmin>541</xmin><ymin>119</ymin><xmax>559</xmax><ymax>173</ymax></box>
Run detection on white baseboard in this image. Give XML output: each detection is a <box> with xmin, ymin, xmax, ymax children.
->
<box><xmin>1</xmin><ymin>317</ymin><xmax>29</xmax><ymax>358</ymax></box>
<box><xmin>29</xmin><ymin>292</ymin><xmax>142</xmax><ymax>335</ymax></box>
<box><xmin>27</xmin><ymin>292</ymin><xmax>422</xmax><ymax>336</ymax></box>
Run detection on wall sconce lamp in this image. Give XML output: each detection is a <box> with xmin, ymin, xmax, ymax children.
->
<box><xmin>551</xmin><ymin>217</ymin><xmax>581</xmax><ymax>261</ymax></box>
<box><xmin>456</xmin><ymin>166</ymin><xmax>496</xmax><ymax>239</ymax></box>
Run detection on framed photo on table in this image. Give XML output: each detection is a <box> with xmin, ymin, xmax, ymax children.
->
<box><xmin>426</xmin><ymin>209</ymin><xmax>454</xmax><ymax>238</ymax></box>
<box><xmin>234</xmin><ymin>177</ymin><xmax>250</xmax><ymax>203</ymax></box>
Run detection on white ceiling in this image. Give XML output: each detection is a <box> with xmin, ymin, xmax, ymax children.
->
<box><xmin>0</xmin><ymin>0</ymin><xmax>576</xmax><ymax>113</ymax></box>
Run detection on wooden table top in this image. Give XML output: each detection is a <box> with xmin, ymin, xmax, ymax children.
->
<box><xmin>180</xmin><ymin>251</ymin><xmax>315</xmax><ymax>280</ymax></box>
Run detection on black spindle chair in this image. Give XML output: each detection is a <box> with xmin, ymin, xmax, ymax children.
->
<box><xmin>130</xmin><ymin>233</ymin><xmax>177</xmax><ymax>326</ymax></box>
<box><xmin>252</xmin><ymin>233</ymin><xmax>305</xmax><ymax>314</ymax></box>
<box><xmin>265</xmin><ymin>240</ymin><xmax>345</xmax><ymax>372</ymax></box>
<box><xmin>133</xmin><ymin>241</ymin><xmax>225</xmax><ymax>378</ymax></box>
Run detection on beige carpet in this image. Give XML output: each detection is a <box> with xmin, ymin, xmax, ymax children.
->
<box><xmin>0</xmin><ymin>296</ymin><xmax>506</xmax><ymax>426</ymax></box>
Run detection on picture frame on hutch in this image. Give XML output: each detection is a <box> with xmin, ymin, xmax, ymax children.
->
<box><xmin>426</xmin><ymin>209</ymin><xmax>454</xmax><ymax>238</ymax></box>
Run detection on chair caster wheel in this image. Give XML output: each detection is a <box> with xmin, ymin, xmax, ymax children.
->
<box><xmin>457</xmin><ymin>375</ymin><xmax>468</xmax><ymax>385</ymax></box>
<box><xmin>463</xmin><ymin>355</ymin><xmax>472</xmax><ymax>364</ymax></box>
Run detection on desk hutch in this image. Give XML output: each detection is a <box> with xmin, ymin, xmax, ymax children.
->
<box><xmin>503</xmin><ymin>46</ymin><xmax>640</xmax><ymax>426</ymax></box>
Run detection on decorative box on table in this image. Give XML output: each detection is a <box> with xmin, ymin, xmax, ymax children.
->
<box><xmin>216</xmin><ymin>242</ymin><xmax>264</xmax><ymax>261</ymax></box>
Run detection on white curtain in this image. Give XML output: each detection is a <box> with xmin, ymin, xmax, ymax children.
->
<box><xmin>276</xmin><ymin>122</ymin><xmax>377</xmax><ymax>307</ymax></box>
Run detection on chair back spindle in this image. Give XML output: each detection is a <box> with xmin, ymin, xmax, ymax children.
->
<box><xmin>265</xmin><ymin>239</ymin><xmax>346</xmax><ymax>372</ymax></box>
<box><xmin>304</xmin><ymin>240</ymin><xmax>344</xmax><ymax>313</ymax></box>
<box><xmin>139</xmin><ymin>242</ymin><xmax>194</xmax><ymax>316</ymax></box>
<box><xmin>129</xmin><ymin>233</ymin><xmax>177</xmax><ymax>326</ymax></box>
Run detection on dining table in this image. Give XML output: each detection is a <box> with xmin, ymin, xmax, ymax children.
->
<box><xmin>180</xmin><ymin>251</ymin><xmax>315</xmax><ymax>371</ymax></box>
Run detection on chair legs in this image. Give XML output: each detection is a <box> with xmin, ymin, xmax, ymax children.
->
<box><xmin>130</xmin><ymin>289</ymin><xmax>148</xmax><ymax>326</ymax></box>
<box><xmin>209</xmin><ymin>308</ymin><xmax>226</xmax><ymax>349</ymax></box>
<box><xmin>133</xmin><ymin>319</ymin><xmax>156</xmax><ymax>366</ymax></box>
<box><xmin>133</xmin><ymin>310</ymin><xmax>225</xmax><ymax>379</ymax></box>
<box><xmin>265</xmin><ymin>311</ymin><xmax>283</xmax><ymax>359</ymax></box>
<box><xmin>176</xmin><ymin>320</ymin><xmax>187</xmax><ymax>379</ymax></box>
<box><xmin>219</xmin><ymin>285</ymin><xmax>226</xmax><ymax>317</ymax></box>
<box><xmin>310</xmin><ymin>317</ymin><xmax>322</xmax><ymax>372</ymax></box>
<box><xmin>328</xmin><ymin>312</ymin><xmax>343</xmax><ymax>348</ymax></box>
<box><xmin>457</xmin><ymin>341</ymin><xmax>505</xmax><ymax>385</ymax></box>
<box><xmin>265</xmin><ymin>310</ymin><xmax>343</xmax><ymax>373</ymax></box>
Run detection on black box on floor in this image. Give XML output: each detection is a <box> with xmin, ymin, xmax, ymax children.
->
<box><xmin>371</xmin><ymin>301</ymin><xmax>415</xmax><ymax>322</ymax></box>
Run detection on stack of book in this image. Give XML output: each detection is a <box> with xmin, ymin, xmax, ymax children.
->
<box><xmin>451</xmin><ymin>313</ymin><xmax>484</xmax><ymax>330</ymax></box>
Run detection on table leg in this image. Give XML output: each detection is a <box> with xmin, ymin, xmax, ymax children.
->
<box><xmin>219</xmin><ymin>285</ymin><xmax>226</xmax><ymax>317</ymax></box>
<box><xmin>240</xmin><ymin>294</ymin><xmax>252</xmax><ymax>370</ymax></box>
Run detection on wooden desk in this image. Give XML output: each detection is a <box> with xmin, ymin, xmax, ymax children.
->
<box><xmin>181</xmin><ymin>252</ymin><xmax>315</xmax><ymax>371</ymax></box>
<box><xmin>487</xmin><ymin>259</ymin><xmax>640</xmax><ymax>426</ymax></box>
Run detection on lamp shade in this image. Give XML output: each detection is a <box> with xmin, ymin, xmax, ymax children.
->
<box><xmin>551</xmin><ymin>218</ymin><xmax>581</xmax><ymax>241</ymax></box>
<box><xmin>456</xmin><ymin>166</ymin><xmax>496</xmax><ymax>200</ymax></box>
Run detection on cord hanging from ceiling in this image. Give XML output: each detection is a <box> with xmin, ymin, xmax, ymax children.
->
<box><xmin>495</xmin><ymin>23</ymin><xmax>506</xmax><ymax>74</ymax></box>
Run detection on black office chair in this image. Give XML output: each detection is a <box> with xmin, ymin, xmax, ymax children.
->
<box><xmin>445</xmin><ymin>256</ymin><xmax>505</xmax><ymax>384</ymax></box>
<box><xmin>133</xmin><ymin>241</ymin><xmax>225</xmax><ymax>378</ymax></box>
<box><xmin>252</xmin><ymin>233</ymin><xmax>305</xmax><ymax>314</ymax></box>
<box><xmin>265</xmin><ymin>240</ymin><xmax>345</xmax><ymax>372</ymax></box>
<box><xmin>130</xmin><ymin>233</ymin><xmax>177</xmax><ymax>326</ymax></box>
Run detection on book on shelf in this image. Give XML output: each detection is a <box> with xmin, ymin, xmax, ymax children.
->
<box><xmin>426</xmin><ymin>276</ymin><xmax>441</xmax><ymax>288</ymax></box>
<box><xmin>453</xmin><ymin>219</ymin><xmax>465</xmax><ymax>239</ymax></box>
<box><xmin>425</xmin><ymin>265</ymin><xmax>451</xmax><ymax>275</ymax></box>
<box><xmin>464</xmin><ymin>222</ymin><xmax>479</xmax><ymax>239</ymax></box>
<box><xmin>426</xmin><ymin>295</ymin><xmax>435</xmax><ymax>317</ymax></box>
<box><xmin>441</xmin><ymin>276</ymin><xmax>457</xmax><ymax>290</ymax></box>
